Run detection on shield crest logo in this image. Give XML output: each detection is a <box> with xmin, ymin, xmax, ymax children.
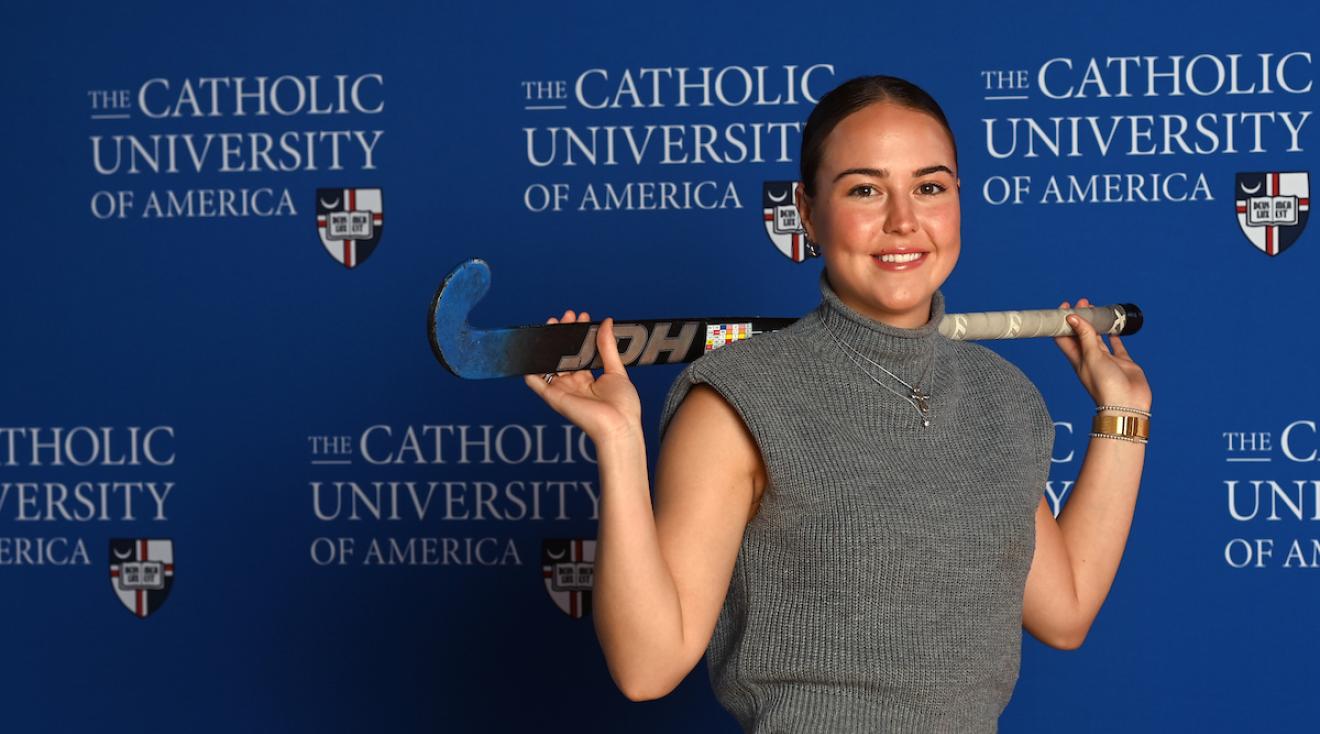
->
<box><xmin>762</xmin><ymin>181</ymin><xmax>817</xmax><ymax>262</ymax></box>
<box><xmin>541</xmin><ymin>538</ymin><xmax>595</xmax><ymax>619</ymax></box>
<box><xmin>316</xmin><ymin>188</ymin><xmax>384</xmax><ymax>268</ymax></box>
<box><xmin>109</xmin><ymin>538</ymin><xmax>175</xmax><ymax>619</ymax></box>
<box><xmin>1235</xmin><ymin>172</ymin><xmax>1309</xmax><ymax>256</ymax></box>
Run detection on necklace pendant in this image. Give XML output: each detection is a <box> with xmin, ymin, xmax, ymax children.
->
<box><xmin>910</xmin><ymin>388</ymin><xmax>930</xmax><ymax>414</ymax></box>
<box><xmin>911</xmin><ymin>387</ymin><xmax>932</xmax><ymax>427</ymax></box>
<box><xmin>823</xmin><ymin>322</ymin><xmax>937</xmax><ymax>429</ymax></box>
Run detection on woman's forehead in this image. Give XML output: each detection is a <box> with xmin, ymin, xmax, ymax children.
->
<box><xmin>820</xmin><ymin>102</ymin><xmax>956</xmax><ymax>169</ymax></box>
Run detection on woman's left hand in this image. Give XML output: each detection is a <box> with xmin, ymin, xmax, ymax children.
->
<box><xmin>1054</xmin><ymin>297</ymin><xmax>1152</xmax><ymax>410</ymax></box>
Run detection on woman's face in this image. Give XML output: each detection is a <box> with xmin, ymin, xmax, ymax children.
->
<box><xmin>796</xmin><ymin>101</ymin><xmax>960</xmax><ymax>328</ymax></box>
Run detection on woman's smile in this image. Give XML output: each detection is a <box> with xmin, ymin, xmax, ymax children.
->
<box><xmin>872</xmin><ymin>249</ymin><xmax>930</xmax><ymax>270</ymax></box>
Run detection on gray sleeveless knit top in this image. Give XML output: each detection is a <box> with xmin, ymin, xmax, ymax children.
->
<box><xmin>658</xmin><ymin>274</ymin><xmax>1054</xmax><ymax>733</ymax></box>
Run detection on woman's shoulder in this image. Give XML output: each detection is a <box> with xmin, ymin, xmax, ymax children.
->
<box><xmin>945</xmin><ymin>338</ymin><xmax>1042</xmax><ymax>392</ymax></box>
<box><xmin>675</xmin><ymin>317</ymin><xmax>816</xmax><ymax>385</ymax></box>
<box><xmin>944</xmin><ymin>339</ymin><xmax>1052</xmax><ymax>419</ymax></box>
<box><xmin>944</xmin><ymin>339</ymin><xmax>1055</xmax><ymax>451</ymax></box>
<box><xmin>657</xmin><ymin>326</ymin><xmax>808</xmax><ymax>439</ymax></box>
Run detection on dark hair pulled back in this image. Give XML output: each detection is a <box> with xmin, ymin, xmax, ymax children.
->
<box><xmin>799</xmin><ymin>75</ymin><xmax>957</xmax><ymax>196</ymax></box>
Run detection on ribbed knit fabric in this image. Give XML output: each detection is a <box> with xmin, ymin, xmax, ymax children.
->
<box><xmin>658</xmin><ymin>273</ymin><xmax>1054</xmax><ymax>733</ymax></box>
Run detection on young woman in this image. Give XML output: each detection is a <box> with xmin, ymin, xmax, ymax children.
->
<box><xmin>526</xmin><ymin>76</ymin><xmax>1151</xmax><ymax>733</ymax></box>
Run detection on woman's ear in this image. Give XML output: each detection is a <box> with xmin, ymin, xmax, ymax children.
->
<box><xmin>794</xmin><ymin>181</ymin><xmax>816</xmax><ymax>242</ymax></box>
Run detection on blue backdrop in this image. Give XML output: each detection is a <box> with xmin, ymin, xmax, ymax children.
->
<box><xmin>3</xmin><ymin>1</ymin><xmax>1318</xmax><ymax>731</ymax></box>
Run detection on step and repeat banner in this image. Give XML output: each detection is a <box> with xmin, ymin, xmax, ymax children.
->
<box><xmin>3</xmin><ymin>1</ymin><xmax>1317</xmax><ymax>731</ymax></box>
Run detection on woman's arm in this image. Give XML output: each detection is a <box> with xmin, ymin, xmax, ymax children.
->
<box><xmin>1022</xmin><ymin>435</ymin><xmax>1145</xmax><ymax>649</ymax></box>
<box><xmin>596</xmin><ymin>384</ymin><xmax>763</xmax><ymax>700</ymax></box>
<box><xmin>1021</xmin><ymin>296</ymin><xmax>1152</xmax><ymax>650</ymax></box>
<box><xmin>525</xmin><ymin>311</ymin><xmax>762</xmax><ymax>700</ymax></box>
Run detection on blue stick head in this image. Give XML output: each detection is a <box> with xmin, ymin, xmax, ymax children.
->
<box><xmin>428</xmin><ymin>258</ymin><xmax>492</xmax><ymax>378</ymax></box>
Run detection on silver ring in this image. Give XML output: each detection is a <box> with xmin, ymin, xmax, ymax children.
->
<box><xmin>542</xmin><ymin>373</ymin><xmax>556</xmax><ymax>384</ymax></box>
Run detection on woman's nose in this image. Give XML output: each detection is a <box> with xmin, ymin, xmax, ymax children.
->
<box><xmin>883</xmin><ymin>197</ymin><xmax>918</xmax><ymax>235</ymax></box>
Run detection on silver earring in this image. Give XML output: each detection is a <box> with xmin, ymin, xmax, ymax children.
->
<box><xmin>804</xmin><ymin>233</ymin><xmax>821</xmax><ymax>258</ymax></box>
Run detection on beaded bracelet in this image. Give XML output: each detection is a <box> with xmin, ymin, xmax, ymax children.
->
<box><xmin>1089</xmin><ymin>432</ymin><xmax>1149</xmax><ymax>445</ymax></box>
<box><xmin>1095</xmin><ymin>404</ymin><xmax>1151</xmax><ymax>417</ymax></box>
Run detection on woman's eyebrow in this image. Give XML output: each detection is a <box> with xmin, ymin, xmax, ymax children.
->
<box><xmin>833</xmin><ymin>164</ymin><xmax>955</xmax><ymax>182</ymax></box>
<box><xmin>914</xmin><ymin>164</ymin><xmax>955</xmax><ymax>177</ymax></box>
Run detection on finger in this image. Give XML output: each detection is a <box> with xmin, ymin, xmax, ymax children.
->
<box><xmin>1067</xmin><ymin>307</ymin><xmax>1108</xmax><ymax>358</ymax></box>
<box><xmin>1077</xmin><ymin>296</ymin><xmax>1112</xmax><ymax>354</ymax></box>
<box><xmin>575</xmin><ymin>312</ymin><xmax>596</xmax><ymax>374</ymax></box>
<box><xmin>597</xmin><ymin>317</ymin><xmax>629</xmax><ymax>376</ymax></box>
<box><xmin>1053</xmin><ymin>301</ymin><xmax>1082</xmax><ymax>367</ymax></box>
<box><xmin>555</xmin><ymin>311</ymin><xmax>594</xmax><ymax>378</ymax></box>
<box><xmin>1077</xmin><ymin>298</ymin><xmax>1108</xmax><ymax>352</ymax></box>
<box><xmin>1066</xmin><ymin>309</ymin><xmax>1091</xmax><ymax>341</ymax></box>
<box><xmin>1050</xmin><ymin>299</ymin><xmax>1071</xmax><ymax>333</ymax></box>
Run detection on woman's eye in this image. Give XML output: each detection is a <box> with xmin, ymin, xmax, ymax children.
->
<box><xmin>917</xmin><ymin>182</ymin><xmax>947</xmax><ymax>196</ymax></box>
<box><xmin>848</xmin><ymin>184</ymin><xmax>877</xmax><ymax>197</ymax></box>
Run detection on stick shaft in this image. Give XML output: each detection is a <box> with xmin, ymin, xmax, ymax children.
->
<box><xmin>940</xmin><ymin>303</ymin><xmax>1141</xmax><ymax>340</ymax></box>
<box><xmin>426</xmin><ymin>259</ymin><xmax>1142</xmax><ymax>379</ymax></box>
<box><xmin>436</xmin><ymin>307</ymin><xmax>1138</xmax><ymax>379</ymax></box>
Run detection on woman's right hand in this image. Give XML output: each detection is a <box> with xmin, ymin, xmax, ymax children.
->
<box><xmin>524</xmin><ymin>310</ymin><xmax>642</xmax><ymax>443</ymax></box>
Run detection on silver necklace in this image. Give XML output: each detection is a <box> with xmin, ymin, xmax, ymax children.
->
<box><xmin>823</xmin><ymin>322</ymin><xmax>936</xmax><ymax>427</ymax></box>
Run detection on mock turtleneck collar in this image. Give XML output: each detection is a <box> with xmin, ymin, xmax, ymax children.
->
<box><xmin>815</xmin><ymin>271</ymin><xmax>944</xmax><ymax>374</ymax></box>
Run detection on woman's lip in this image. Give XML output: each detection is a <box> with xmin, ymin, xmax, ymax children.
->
<box><xmin>872</xmin><ymin>252</ymin><xmax>929</xmax><ymax>271</ymax></box>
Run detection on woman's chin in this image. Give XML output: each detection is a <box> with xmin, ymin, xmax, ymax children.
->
<box><xmin>866</xmin><ymin>288</ymin><xmax>928</xmax><ymax>313</ymax></box>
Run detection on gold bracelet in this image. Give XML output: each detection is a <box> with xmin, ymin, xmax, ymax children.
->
<box><xmin>1091</xmin><ymin>414</ymin><xmax>1150</xmax><ymax>440</ymax></box>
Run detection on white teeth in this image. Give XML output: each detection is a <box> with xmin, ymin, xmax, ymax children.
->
<box><xmin>878</xmin><ymin>252</ymin><xmax>925</xmax><ymax>263</ymax></box>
